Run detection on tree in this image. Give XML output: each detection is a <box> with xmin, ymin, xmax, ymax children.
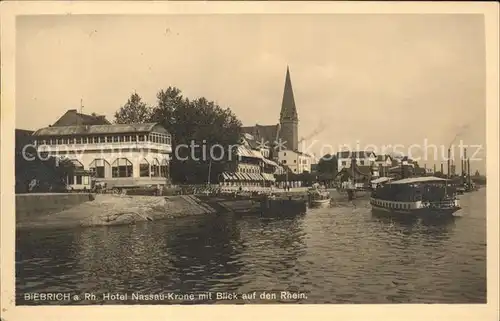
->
<box><xmin>114</xmin><ymin>93</ymin><xmax>152</xmax><ymax>124</ymax></box>
<box><xmin>149</xmin><ymin>87</ymin><xmax>242</xmax><ymax>184</ymax></box>
<box><xmin>317</xmin><ymin>154</ymin><xmax>338</xmax><ymax>175</ymax></box>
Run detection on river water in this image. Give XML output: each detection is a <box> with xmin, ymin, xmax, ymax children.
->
<box><xmin>16</xmin><ymin>188</ymin><xmax>486</xmax><ymax>304</ymax></box>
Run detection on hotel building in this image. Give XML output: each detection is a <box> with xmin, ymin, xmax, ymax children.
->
<box><xmin>32</xmin><ymin>113</ymin><xmax>172</xmax><ymax>190</ymax></box>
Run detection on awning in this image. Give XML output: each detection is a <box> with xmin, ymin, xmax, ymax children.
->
<box><xmin>255</xmin><ymin>173</ymin><xmax>265</xmax><ymax>180</ymax></box>
<box><xmin>262</xmin><ymin>157</ymin><xmax>278</xmax><ymax>167</ymax></box>
<box><xmin>261</xmin><ymin>173</ymin><xmax>276</xmax><ymax>181</ymax></box>
<box><xmin>242</xmin><ymin>173</ymin><xmax>252</xmax><ymax>181</ymax></box>
<box><xmin>236</xmin><ymin>146</ymin><xmax>262</xmax><ymax>159</ymax></box>
<box><xmin>228</xmin><ymin>173</ymin><xmax>239</xmax><ymax>181</ymax></box>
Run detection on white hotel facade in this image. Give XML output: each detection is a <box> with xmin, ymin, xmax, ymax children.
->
<box><xmin>32</xmin><ymin>123</ymin><xmax>172</xmax><ymax>189</ymax></box>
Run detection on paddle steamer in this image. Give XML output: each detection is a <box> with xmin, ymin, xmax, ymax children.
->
<box><xmin>370</xmin><ymin>176</ymin><xmax>461</xmax><ymax>218</ymax></box>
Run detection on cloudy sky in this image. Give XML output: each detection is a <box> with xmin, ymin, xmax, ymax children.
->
<box><xmin>16</xmin><ymin>14</ymin><xmax>486</xmax><ymax>173</ymax></box>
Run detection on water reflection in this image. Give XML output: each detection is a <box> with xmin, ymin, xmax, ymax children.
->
<box><xmin>163</xmin><ymin>214</ymin><xmax>245</xmax><ymax>294</ymax></box>
<box><xmin>15</xmin><ymin>191</ymin><xmax>486</xmax><ymax>304</ymax></box>
<box><xmin>16</xmin><ymin>228</ymin><xmax>79</xmax><ymax>297</ymax></box>
<box><xmin>234</xmin><ymin>214</ymin><xmax>307</xmax><ymax>294</ymax></box>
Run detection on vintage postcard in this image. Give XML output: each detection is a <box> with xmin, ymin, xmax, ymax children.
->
<box><xmin>1</xmin><ymin>1</ymin><xmax>499</xmax><ymax>321</ymax></box>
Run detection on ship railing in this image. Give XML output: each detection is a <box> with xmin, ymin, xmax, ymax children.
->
<box><xmin>421</xmin><ymin>199</ymin><xmax>458</xmax><ymax>209</ymax></box>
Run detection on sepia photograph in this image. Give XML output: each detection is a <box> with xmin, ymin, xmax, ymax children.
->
<box><xmin>1</xmin><ymin>1</ymin><xmax>499</xmax><ymax>321</ymax></box>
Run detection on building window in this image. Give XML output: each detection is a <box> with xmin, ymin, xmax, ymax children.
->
<box><xmin>160</xmin><ymin>159</ymin><xmax>169</xmax><ymax>177</ymax></box>
<box><xmin>124</xmin><ymin>135</ymin><xmax>130</xmax><ymax>142</ymax></box>
<box><xmin>360</xmin><ymin>160</ymin><xmax>365</xmax><ymax>165</ymax></box>
<box><xmin>67</xmin><ymin>175</ymin><xmax>75</xmax><ymax>185</ymax></box>
<box><xmin>76</xmin><ymin>175</ymin><xmax>82</xmax><ymax>185</ymax></box>
<box><xmin>89</xmin><ymin>159</ymin><xmax>109</xmax><ymax>178</ymax></box>
<box><xmin>99</xmin><ymin>136</ymin><xmax>105</xmax><ymax>143</ymax></box>
<box><xmin>140</xmin><ymin>159</ymin><xmax>150</xmax><ymax>177</ymax></box>
<box><xmin>284</xmin><ymin>152</ymin><xmax>286</xmax><ymax>156</ymax></box>
<box><xmin>138</xmin><ymin>135</ymin><xmax>145</xmax><ymax>142</ymax></box>
<box><xmin>75</xmin><ymin>137</ymin><xmax>82</xmax><ymax>144</ymax></box>
<box><xmin>151</xmin><ymin>158</ymin><xmax>160</xmax><ymax>177</ymax></box>
<box><xmin>106</xmin><ymin>136</ymin><xmax>112</xmax><ymax>143</ymax></box>
<box><xmin>112</xmin><ymin>158</ymin><xmax>133</xmax><ymax>178</ymax></box>
<box><xmin>131</xmin><ymin>135</ymin><xmax>137</xmax><ymax>142</ymax></box>
<box><xmin>341</xmin><ymin>161</ymin><xmax>347</xmax><ymax>166</ymax></box>
<box><xmin>294</xmin><ymin>160</ymin><xmax>296</xmax><ymax>163</ymax></box>
<box><xmin>113</xmin><ymin>136</ymin><xmax>119</xmax><ymax>143</ymax></box>
<box><xmin>283</xmin><ymin>160</ymin><xmax>287</xmax><ymax>164</ymax></box>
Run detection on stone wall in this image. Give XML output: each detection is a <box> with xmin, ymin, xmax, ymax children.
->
<box><xmin>16</xmin><ymin>193</ymin><xmax>95</xmax><ymax>221</ymax></box>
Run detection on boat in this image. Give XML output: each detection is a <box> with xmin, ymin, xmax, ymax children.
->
<box><xmin>307</xmin><ymin>184</ymin><xmax>331</xmax><ymax>207</ymax></box>
<box><xmin>336</xmin><ymin>181</ymin><xmax>370</xmax><ymax>201</ymax></box>
<box><xmin>370</xmin><ymin>176</ymin><xmax>461</xmax><ymax>218</ymax></box>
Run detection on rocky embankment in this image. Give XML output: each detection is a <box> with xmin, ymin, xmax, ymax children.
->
<box><xmin>16</xmin><ymin>194</ymin><xmax>216</xmax><ymax>230</ymax></box>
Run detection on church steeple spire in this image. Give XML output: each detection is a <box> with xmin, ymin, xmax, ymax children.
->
<box><xmin>279</xmin><ymin>66</ymin><xmax>299</xmax><ymax>151</ymax></box>
<box><xmin>280</xmin><ymin>66</ymin><xmax>298</xmax><ymax>122</ymax></box>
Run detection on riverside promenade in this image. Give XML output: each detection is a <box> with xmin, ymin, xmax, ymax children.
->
<box><xmin>15</xmin><ymin>186</ymin><xmax>345</xmax><ymax>231</ymax></box>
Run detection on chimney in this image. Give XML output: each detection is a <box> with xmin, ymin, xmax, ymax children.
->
<box><xmin>467</xmin><ymin>158</ymin><xmax>471</xmax><ymax>186</ymax></box>
<box><xmin>464</xmin><ymin>148</ymin><xmax>467</xmax><ymax>176</ymax></box>
<box><xmin>447</xmin><ymin>148</ymin><xmax>451</xmax><ymax>178</ymax></box>
<box><xmin>440</xmin><ymin>163</ymin><xmax>444</xmax><ymax>174</ymax></box>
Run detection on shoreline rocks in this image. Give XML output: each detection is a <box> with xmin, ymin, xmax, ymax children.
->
<box><xmin>16</xmin><ymin>194</ymin><xmax>216</xmax><ymax>231</ymax></box>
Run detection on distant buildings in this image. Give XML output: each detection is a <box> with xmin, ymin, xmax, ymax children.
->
<box><xmin>336</xmin><ymin>151</ymin><xmax>376</xmax><ymax>171</ymax></box>
<box><xmin>277</xmin><ymin>150</ymin><xmax>312</xmax><ymax>174</ymax></box>
<box><xmin>30</xmin><ymin>110</ymin><xmax>172</xmax><ymax>190</ymax></box>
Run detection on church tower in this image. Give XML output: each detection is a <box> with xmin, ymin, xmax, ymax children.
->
<box><xmin>279</xmin><ymin>66</ymin><xmax>299</xmax><ymax>151</ymax></box>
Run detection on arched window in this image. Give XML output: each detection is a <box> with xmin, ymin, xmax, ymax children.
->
<box><xmin>160</xmin><ymin>159</ymin><xmax>169</xmax><ymax>177</ymax></box>
<box><xmin>112</xmin><ymin>158</ymin><xmax>133</xmax><ymax>178</ymax></box>
<box><xmin>140</xmin><ymin>159</ymin><xmax>150</xmax><ymax>177</ymax></box>
<box><xmin>151</xmin><ymin>158</ymin><xmax>160</xmax><ymax>177</ymax></box>
<box><xmin>89</xmin><ymin>159</ymin><xmax>110</xmax><ymax>178</ymax></box>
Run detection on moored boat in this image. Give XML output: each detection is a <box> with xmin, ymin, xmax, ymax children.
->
<box><xmin>310</xmin><ymin>197</ymin><xmax>331</xmax><ymax>207</ymax></box>
<box><xmin>370</xmin><ymin>176</ymin><xmax>461</xmax><ymax>218</ymax></box>
<box><xmin>307</xmin><ymin>185</ymin><xmax>331</xmax><ymax>207</ymax></box>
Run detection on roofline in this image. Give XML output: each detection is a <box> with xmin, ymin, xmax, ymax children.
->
<box><xmin>32</xmin><ymin>122</ymin><xmax>166</xmax><ymax>136</ymax></box>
